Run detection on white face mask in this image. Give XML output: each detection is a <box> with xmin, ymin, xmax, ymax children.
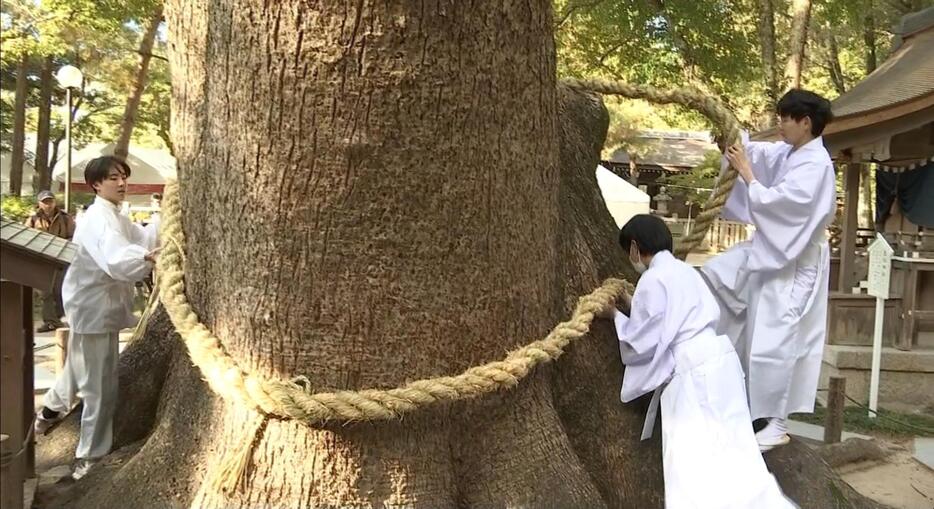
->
<box><xmin>629</xmin><ymin>243</ymin><xmax>647</xmax><ymax>274</ymax></box>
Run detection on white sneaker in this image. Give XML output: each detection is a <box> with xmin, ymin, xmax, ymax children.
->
<box><xmin>34</xmin><ymin>408</ymin><xmax>65</xmax><ymax>435</ymax></box>
<box><xmin>756</xmin><ymin>417</ymin><xmax>791</xmax><ymax>452</ymax></box>
<box><xmin>71</xmin><ymin>458</ymin><xmax>98</xmax><ymax>480</ymax></box>
<box><xmin>758</xmin><ymin>433</ymin><xmax>791</xmax><ymax>452</ymax></box>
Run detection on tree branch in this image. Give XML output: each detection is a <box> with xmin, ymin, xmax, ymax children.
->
<box><xmin>139</xmin><ymin>51</ymin><xmax>169</xmax><ymax>62</ymax></box>
<box><xmin>554</xmin><ymin>0</ymin><xmax>606</xmax><ymax>30</ymax></box>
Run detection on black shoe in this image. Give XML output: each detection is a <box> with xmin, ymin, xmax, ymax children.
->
<box><xmin>37</xmin><ymin>322</ymin><xmax>57</xmax><ymax>333</ymax></box>
<box><xmin>35</xmin><ymin>407</ymin><xmax>64</xmax><ymax>435</ymax></box>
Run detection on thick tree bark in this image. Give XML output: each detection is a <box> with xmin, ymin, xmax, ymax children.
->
<box><xmin>114</xmin><ymin>7</ymin><xmax>164</xmax><ymax>159</ymax></box>
<box><xmin>35</xmin><ymin>55</ymin><xmax>54</xmax><ymax>192</ymax></box>
<box><xmin>784</xmin><ymin>0</ymin><xmax>813</xmax><ymax>90</ymax></box>
<box><xmin>757</xmin><ymin>0</ymin><xmax>780</xmax><ymax>107</ymax></box>
<box><xmin>39</xmin><ymin>2</ymin><xmax>884</xmax><ymax>508</ymax></box>
<box><xmin>10</xmin><ymin>53</ymin><xmax>29</xmax><ymax>195</ymax></box>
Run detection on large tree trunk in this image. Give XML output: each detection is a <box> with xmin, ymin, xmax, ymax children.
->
<box><xmin>825</xmin><ymin>29</ymin><xmax>846</xmax><ymax>95</ymax></box>
<box><xmin>114</xmin><ymin>6</ymin><xmax>164</xmax><ymax>159</ymax></box>
<box><xmin>41</xmin><ymin>2</ymin><xmax>883</xmax><ymax>508</ymax></box>
<box><xmin>863</xmin><ymin>1</ymin><xmax>878</xmax><ymax>74</ymax></box>
<box><xmin>9</xmin><ymin>53</ymin><xmax>29</xmax><ymax>196</ymax></box>
<box><xmin>784</xmin><ymin>0</ymin><xmax>813</xmax><ymax>90</ymax></box>
<box><xmin>35</xmin><ymin>55</ymin><xmax>55</xmax><ymax>192</ymax></box>
<box><xmin>757</xmin><ymin>0</ymin><xmax>780</xmax><ymax>113</ymax></box>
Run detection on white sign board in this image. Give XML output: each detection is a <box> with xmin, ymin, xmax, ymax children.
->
<box><xmin>866</xmin><ymin>233</ymin><xmax>893</xmax><ymax>418</ymax></box>
<box><xmin>867</xmin><ymin>234</ymin><xmax>893</xmax><ymax>299</ymax></box>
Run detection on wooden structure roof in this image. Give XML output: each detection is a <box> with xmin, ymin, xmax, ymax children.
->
<box><xmin>0</xmin><ymin>218</ymin><xmax>75</xmax><ymax>292</ymax></box>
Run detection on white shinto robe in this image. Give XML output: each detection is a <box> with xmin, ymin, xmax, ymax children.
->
<box><xmin>46</xmin><ymin>196</ymin><xmax>160</xmax><ymax>460</ymax></box>
<box><xmin>701</xmin><ymin>133</ymin><xmax>836</xmax><ymax>420</ymax></box>
<box><xmin>614</xmin><ymin>250</ymin><xmax>796</xmax><ymax>509</ymax></box>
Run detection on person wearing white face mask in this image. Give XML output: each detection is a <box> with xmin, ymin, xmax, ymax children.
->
<box><xmin>608</xmin><ymin>214</ymin><xmax>796</xmax><ymax>509</ymax></box>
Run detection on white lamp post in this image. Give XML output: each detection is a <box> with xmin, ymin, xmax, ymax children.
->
<box><xmin>55</xmin><ymin>65</ymin><xmax>83</xmax><ymax>213</ymax></box>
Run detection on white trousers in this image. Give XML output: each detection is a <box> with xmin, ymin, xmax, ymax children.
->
<box><xmin>661</xmin><ymin>334</ymin><xmax>797</xmax><ymax>509</ymax></box>
<box><xmin>43</xmin><ymin>331</ymin><xmax>120</xmax><ymax>459</ymax></box>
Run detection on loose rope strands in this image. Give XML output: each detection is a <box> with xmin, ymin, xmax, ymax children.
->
<box><xmin>561</xmin><ymin>78</ymin><xmax>743</xmax><ymax>259</ymax></box>
<box><xmin>158</xmin><ymin>179</ymin><xmax>634</xmax><ymax>425</ymax></box>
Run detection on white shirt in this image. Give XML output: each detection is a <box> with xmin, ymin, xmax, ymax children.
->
<box><xmin>613</xmin><ymin>250</ymin><xmax>721</xmax><ymax>402</ymax></box>
<box><xmin>720</xmin><ymin>133</ymin><xmax>837</xmax><ymax>272</ymax></box>
<box><xmin>62</xmin><ymin>196</ymin><xmax>160</xmax><ymax>334</ymax></box>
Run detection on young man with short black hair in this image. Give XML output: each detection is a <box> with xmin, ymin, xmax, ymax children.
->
<box><xmin>610</xmin><ymin>214</ymin><xmax>794</xmax><ymax>508</ymax></box>
<box><xmin>702</xmin><ymin>89</ymin><xmax>837</xmax><ymax>451</ymax></box>
<box><xmin>36</xmin><ymin>155</ymin><xmax>161</xmax><ymax>480</ymax></box>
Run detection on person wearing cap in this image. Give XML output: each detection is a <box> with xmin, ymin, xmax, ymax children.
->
<box><xmin>25</xmin><ymin>190</ymin><xmax>76</xmax><ymax>332</ymax></box>
<box><xmin>35</xmin><ymin>156</ymin><xmax>161</xmax><ymax>480</ymax></box>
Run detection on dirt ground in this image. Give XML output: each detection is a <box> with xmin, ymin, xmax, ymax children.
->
<box><xmin>30</xmin><ymin>435</ymin><xmax>934</xmax><ymax>509</ymax></box>
<box><xmin>837</xmin><ymin>443</ymin><xmax>934</xmax><ymax>509</ymax></box>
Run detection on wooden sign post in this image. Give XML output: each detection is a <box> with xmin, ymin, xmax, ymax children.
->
<box><xmin>866</xmin><ymin>234</ymin><xmax>893</xmax><ymax>418</ymax></box>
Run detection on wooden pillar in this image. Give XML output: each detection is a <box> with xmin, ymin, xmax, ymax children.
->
<box><xmin>824</xmin><ymin>376</ymin><xmax>846</xmax><ymax>444</ymax></box>
<box><xmin>839</xmin><ymin>163</ymin><xmax>861</xmax><ymax>292</ymax></box>
<box><xmin>897</xmin><ymin>264</ymin><xmax>918</xmax><ymax>351</ymax></box>
<box><xmin>21</xmin><ymin>289</ymin><xmax>34</xmax><ymax>478</ymax></box>
<box><xmin>1</xmin><ymin>281</ymin><xmax>26</xmax><ymax>509</ymax></box>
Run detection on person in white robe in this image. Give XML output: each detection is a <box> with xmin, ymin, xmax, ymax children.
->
<box><xmin>701</xmin><ymin>89</ymin><xmax>836</xmax><ymax>451</ymax></box>
<box><xmin>36</xmin><ymin>156</ymin><xmax>161</xmax><ymax>480</ymax></box>
<box><xmin>610</xmin><ymin>214</ymin><xmax>796</xmax><ymax>509</ymax></box>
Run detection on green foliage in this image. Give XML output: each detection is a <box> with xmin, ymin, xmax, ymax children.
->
<box><xmin>1</xmin><ymin>195</ymin><xmax>37</xmax><ymax>223</ymax></box>
<box><xmin>555</xmin><ymin>0</ymin><xmax>934</xmax><ymax>141</ymax></box>
<box><xmin>1</xmin><ymin>0</ymin><xmax>170</xmax><ymax>182</ymax></box>
<box><xmin>1</xmin><ymin>191</ymin><xmax>96</xmax><ymax>222</ymax></box>
<box><xmin>660</xmin><ymin>150</ymin><xmax>722</xmax><ymax>204</ymax></box>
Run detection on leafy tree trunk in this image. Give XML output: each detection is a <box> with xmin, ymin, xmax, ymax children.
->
<box><xmin>647</xmin><ymin>0</ymin><xmax>700</xmax><ymax>81</ymax></box>
<box><xmin>784</xmin><ymin>0</ymin><xmax>813</xmax><ymax>90</ymax></box>
<box><xmin>863</xmin><ymin>2</ymin><xmax>877</xmax><ymax>74</ymax></box>
<box><xmin>114</xmin><ymin>6</ymin><xmax>164</xmax><ymax>159</ymax></box>
<box><xmin>46</xmin><ymin>97</ymin><xmax>83</xmax><ymax>177</ymax></box>
<box><xmin>757</xmin><ymin>0</ymin><xmax>780</xmax><ymax>108</ymax></box>
<box><xmin>40</xmin><ymin>2</ymin><xmax>883</xmax><ymax>509</ymax></box>
<box><xmin>825</xmin><ymin>30</ymin><xmax>846</xmax><ymax>95</ymax></box>
<box><xmin>35</xmin><ymin>55</ymin><xmax>55</xmax><ymax>192</ymax></box>
<box><xmin>10</xmin><ymin>53</ymin><xmax>29</xmax><ymax>196</ymax></box>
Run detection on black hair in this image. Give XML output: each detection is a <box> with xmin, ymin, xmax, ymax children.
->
<box><xmin>84</xmin><ymin>156</ymin><xmax>131</xmax><ymax>193</ymax></box>
<box><xmin>619</xmin><ymin>214</ymin><xmax>673</xmax><ymax>255</ymax></box>
<box><xmin>777</xmin><ymin>89</ymin><xmax>834</xmax><ymax>136</ymax></box>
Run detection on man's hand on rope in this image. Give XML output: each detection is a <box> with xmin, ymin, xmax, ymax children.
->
<box><xmin>145</xmin><ymin>247</ymin><xmax>163</xmax><ymax>264</ymax></box>
<box><xmin>617</xmin><ymin>291</ymin><xmax>632</xmax><ymax>315</ymax></box>
<box><xmin>725</xmin><ymin>144</ymin><xmax>755</xmax><ymax>184</ymax></box>
<box><xmin>597</xmin><ymin>291</ymin><xmax>632</xmax><ymax>319</ymax></box>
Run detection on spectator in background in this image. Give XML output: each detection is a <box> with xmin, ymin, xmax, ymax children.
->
<box><xmin>25</xmin><ymin>190</ymin><xmax>76</xmax><ymax>332</ymax></box>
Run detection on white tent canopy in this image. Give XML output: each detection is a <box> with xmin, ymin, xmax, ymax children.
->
<box><xmin>0</xmin><ymin>152</ymin><xmax>37</xmax><ymax>197</ymax></box>
<box><xmin>53</xmin><ymin>142</ymin><xmax>176</xmax><ymax>187</ymax></box>
<box><xmin>595</xmin><ymin>164</ymin><xmax>651</xmax><ymax>228</ymax></box>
